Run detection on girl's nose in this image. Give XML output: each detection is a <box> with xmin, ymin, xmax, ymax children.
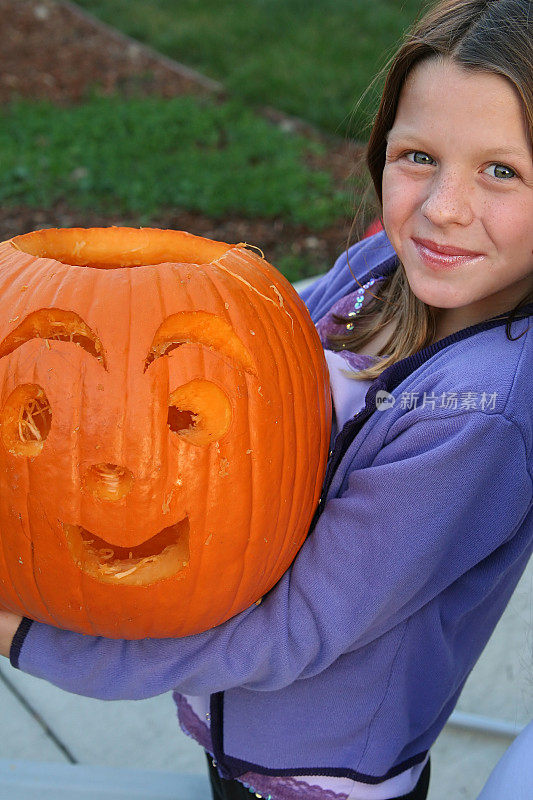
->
<box><xmin>421</xmin><ymin>171</ymin><xmax>474</xmax><ymax>227</ymax></box>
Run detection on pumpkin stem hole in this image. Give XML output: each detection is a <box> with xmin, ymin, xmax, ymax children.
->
<box><xmin>11</xmin><ymin>227</ymin><xmax>232</xmax><ymax>269</ymax></box>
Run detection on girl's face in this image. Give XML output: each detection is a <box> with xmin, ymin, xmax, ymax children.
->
<box><xmin>382</xmin><ymin>57</ymin><xmax>533</xmax><ymax>339</ymax></box>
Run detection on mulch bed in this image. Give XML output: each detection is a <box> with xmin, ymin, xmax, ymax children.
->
<box><xmin>0</xmin><ymin>0</ymin><xmax>375</xmax><ymax>271</ymax></box>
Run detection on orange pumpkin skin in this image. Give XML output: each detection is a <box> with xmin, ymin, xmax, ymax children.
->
<box><xmin>0</xmin><ymin>227</ymin><xmax>331</xmax><ymax>639</ymax></box>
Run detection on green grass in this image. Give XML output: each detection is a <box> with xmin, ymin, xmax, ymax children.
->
<box><xmin>73</xmin><ymin>0</ymin><xmax>427</xmax><ymax>138</ymax></box>
<box><xmin>0</xmin><ymin>95</ymin><xmax>351</xmax><ymax>229</ymax></box>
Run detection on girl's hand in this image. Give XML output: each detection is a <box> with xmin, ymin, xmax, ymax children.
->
<box><xmin>0</xmin><ymin>610</ymin><xmax>23</xmax><ymax>658</ymax></box>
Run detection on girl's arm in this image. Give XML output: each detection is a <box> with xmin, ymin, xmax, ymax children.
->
<box><xmin>5</xmin><ymin>410</ymin><xmax>532</xmax><ymax>700</ymax></box>
<box><xmin>0</xmin><ymin>611</ymin><xmax>22</xmax><ymax>658</ymax></box>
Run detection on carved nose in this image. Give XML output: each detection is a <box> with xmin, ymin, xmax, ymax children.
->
<box><xmin>83</xmin><ymin>463</ymin><xmax>134</xmax><ymax>502</ymax></box>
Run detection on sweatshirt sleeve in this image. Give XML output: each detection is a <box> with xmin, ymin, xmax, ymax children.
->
<box><xmin>12</xmin><ymin>410</ymin><xmax>532</xmax><ymax>700</ymax></box>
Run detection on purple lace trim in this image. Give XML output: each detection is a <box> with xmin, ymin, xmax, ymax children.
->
<box><xmin>235</xmin><ymin>773</ymin><xmax>349</xmax><ymax>800</ymax></box>
<box><xmin>315</xmin><ymin>280</ymin><xmax>386</xmax><ymax>350</ymax></box>
<box><xmin>173</xmin><ymin>693</ymin><xmax>349</xmax><ymax>800</ymax></box>
<box><xmin>336</xmin><ymin>350</ymin><xmax>381</xmax><ymax>371</ymax></box>
<box><xmin>173</xmin><ymin>691</ymin><xmax>213</xmax><ymax>751</ymax></box>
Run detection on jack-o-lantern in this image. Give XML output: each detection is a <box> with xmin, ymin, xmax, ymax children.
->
<box><xmin>0</xmin><ymin>227</ymin><xmax>331</xmax><ymax>639</ymax></box>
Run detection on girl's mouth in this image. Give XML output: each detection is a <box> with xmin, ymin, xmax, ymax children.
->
<box><xmin>412</xmin><ymin>238</ymin><xmax>484</xmax><ymax>270</ymax></box>
<box><xmin>62</xmin><ymin>518</ymin><xmax>190</xmax><ymax>586</ymax></box>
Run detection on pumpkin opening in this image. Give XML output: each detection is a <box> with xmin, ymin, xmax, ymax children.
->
<box><xmin>168</xmin><ymin>408</ymin><xmax>196</xmax><ymax>433</ymax></box>
<box><xmin>83</xmin><ymin>463</ymin><xmax>135</xmax><ymax>502</ymax></box>
<box><xmin>0</xmin><ymin>309</ymin><xmax>106</xmax><ymax>368</ymax></box>
<box><xmin>1</xmin><ymin>384</ymin><xmax>52</xmax><ymax>457</ymax></box>
<box><xmin>62</xmin><ymin>517</ymin><xmax>190</xmax><ymax>586</ymax></box>
<box><xmin>168</xmin><ymin>379</ymin><xmax>232</xmax><ymax>445</ymax></box>
<box><xmin>144</xmin><ymin>312</ymin><xmax>256</xmax><ymax>375</ymax></box>
<box><xmin>10</xmin><ymin>227</ymin><xmax>232</xmax><ymax>269</ymax></box>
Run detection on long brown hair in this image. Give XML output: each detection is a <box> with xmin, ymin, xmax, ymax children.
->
<box><xmin>329</xmin><ymin>0</ymin><xmax>533</xmax><ymax>381</ymax></box>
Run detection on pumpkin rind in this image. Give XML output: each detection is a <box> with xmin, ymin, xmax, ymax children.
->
<box><xmin>0</xmin><ymin>227</ymin><xmax>331</xmax><ymax>638</ymax></box>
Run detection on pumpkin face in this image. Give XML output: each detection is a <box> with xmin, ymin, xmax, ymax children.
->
<box><xmin>0</xmin><ymin>227</ymin><xmax>331</xmax><ymax>638</ymax></box>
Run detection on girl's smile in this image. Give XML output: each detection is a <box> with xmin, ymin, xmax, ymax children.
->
<box><xmin>382</xmin><ymin>57</ymin><xmax>533</xmax><ymax>340</ymax></box>
<box><xmin>412</xmin><ymin>237</ymin><xmax>485</xmax><ymax>270</ymax></box>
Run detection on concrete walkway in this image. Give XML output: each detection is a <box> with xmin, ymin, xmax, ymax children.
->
<box><xmin>0</xmin><ymin>559</ymin><xmax>531</xmax><ymax>799</ymax></box>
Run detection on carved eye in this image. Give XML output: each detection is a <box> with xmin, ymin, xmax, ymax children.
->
<box><xmin>167</xmin><ymin>379</ymin><xmax>231</xmax><ymax>446</ymax></box>
<box><xmin>1</xmin><ymin>383</ymin><xmax>52</xmax><ymax>457</ymax></box>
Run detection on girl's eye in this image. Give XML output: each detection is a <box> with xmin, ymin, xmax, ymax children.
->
<box><xmin>405</xmin><ymin>151</ymin><xmax>435</xmax><ymax>165</ymax></box>
<box><xmin>484</xmin><ymin>163</ymin><xmax>516</xmax><ymax>180</ymax></box>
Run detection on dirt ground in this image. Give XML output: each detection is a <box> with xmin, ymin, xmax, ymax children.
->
<box><xmin>0</xmin><ymin>0</ymin><xmax>374</xmax><ymax>272</ymax></box>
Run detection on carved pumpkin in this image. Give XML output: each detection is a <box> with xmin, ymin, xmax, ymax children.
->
<box><xmin>0</xmin><ymin>227</ymin><xmax>331</xmax><ymax>639</ymax></box>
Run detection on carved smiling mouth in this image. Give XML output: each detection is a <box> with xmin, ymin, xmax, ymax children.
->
<box><xmin>62</xmin><ymin>518</ymin><xmax>190</xmax><ymax>586</ymax></box>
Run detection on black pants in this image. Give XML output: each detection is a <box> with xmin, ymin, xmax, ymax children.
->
<box><xmin>206</xmin><ymin>753</ymin><xmax>431</xmax><ymax>800</ymax></box>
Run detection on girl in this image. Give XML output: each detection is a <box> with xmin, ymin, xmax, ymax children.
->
<box><xmin>1</xmin><ymin>1</ymin><xmax>532</xmax><ymax>798</ymax></box>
